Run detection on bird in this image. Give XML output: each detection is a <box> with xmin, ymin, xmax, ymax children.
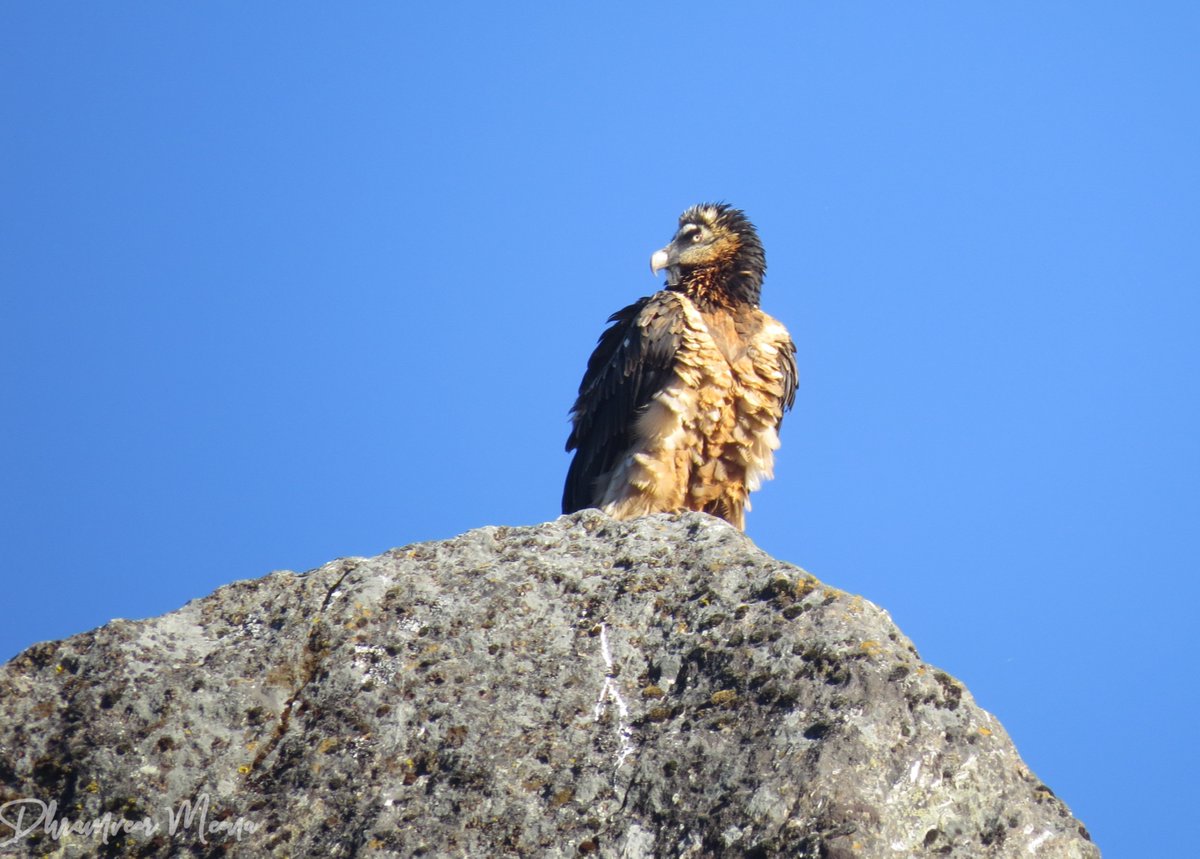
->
<box><xmin>563</xmin><ymin>203</ymin><xmax>797</xmax><ymax>531</ymax></box>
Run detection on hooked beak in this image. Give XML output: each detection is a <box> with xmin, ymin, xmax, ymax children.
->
<box><xmin>651</xmin><ymin>242</ymin><xmax>683</xmax><ymax>285</ymax></box>
<box><xmin>650</xmin><ymin>247</ymin><xmax>671</xmax><ymax>276</ymax></box>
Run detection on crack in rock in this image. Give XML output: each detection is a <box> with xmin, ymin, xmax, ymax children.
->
<box><xmin>248</xmin><ymin>561</ymin><xmax>358</xmax><ymax>780</ymax></box>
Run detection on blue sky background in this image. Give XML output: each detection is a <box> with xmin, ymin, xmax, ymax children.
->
<box><xmin>3</xmin><ymin>4</ymin><xmax>1197</xmax><ymax>854</ymax></box>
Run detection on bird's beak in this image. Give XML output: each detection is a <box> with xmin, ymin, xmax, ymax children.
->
<box><xmin>651</xmin><ymin>245</ymin><xmax>682</xmax><ymax>285</ymax></box>
<box><xmin>648</xmin><ymin>244</ymin><xmax>676</xmax><ymax>278</ymax></box>
<box><xmin>650</xmin><ymin>247</ymin><xmax>671</xmax><ymax>276</ymax></box>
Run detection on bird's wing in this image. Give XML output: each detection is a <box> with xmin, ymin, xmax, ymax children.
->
<box><xmin>778</xmin><ymin>333</ymin><xmax>798</xmax><ymax>415</ymax></box>
<box><xmin>563</xmin><ymin>292</ymin><xmax>685</xmax><ymax>514</ymax></box>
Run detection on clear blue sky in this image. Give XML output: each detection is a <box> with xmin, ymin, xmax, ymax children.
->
<box><xmin>3</xmin><ymin>4</ymin><xmax>1197</xmax><ymax>855</ymax></box>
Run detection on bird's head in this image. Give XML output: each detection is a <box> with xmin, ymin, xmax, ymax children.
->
<box><xmin>650</xmin><ymin>203</ymin><xmax>766</xmax><ymax>306</ymax></box>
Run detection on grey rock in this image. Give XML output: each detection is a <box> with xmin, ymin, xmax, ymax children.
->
<box><xmin>0</xmin><ymin>512</ymin><xmax>1098</xmax><ymax>858</ymax></box>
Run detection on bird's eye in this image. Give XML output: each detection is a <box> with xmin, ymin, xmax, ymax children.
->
<box><xmin>689</xmin><ymin>229</ymin><xmax>704</xmax><ymax>243</ymax></box>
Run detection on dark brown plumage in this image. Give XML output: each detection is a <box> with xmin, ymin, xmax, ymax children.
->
<box><xmin>563</xmin><ymin>203</ymin><xmax>797</xmax><ymax>530</ymax></box>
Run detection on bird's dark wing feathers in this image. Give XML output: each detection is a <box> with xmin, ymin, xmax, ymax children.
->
<box><xmin>778</xmin><ymin>336</ymin><xmax>798</xmax><ymax>416</ymax></box>
<box><xmin>563</xmin><ymin>293</ymin><xmax>684</xmax><ymax>514</ymax></box>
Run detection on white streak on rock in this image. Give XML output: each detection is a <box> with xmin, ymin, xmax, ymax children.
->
<box><xmin>593</xmin><ymin>623</ymin><xmax>635</xmax><ymax>770</ymax></box>
<box><xmin>1027</xmin><ymin>829</ymin><xmax>1052</xmax><ymax>853</ymax></box>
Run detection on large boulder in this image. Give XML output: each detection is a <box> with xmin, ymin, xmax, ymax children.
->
<box><xmin>0</xmin><ymin>512</ymin><xmax>1097</xmax><ymax>857</ymax></box>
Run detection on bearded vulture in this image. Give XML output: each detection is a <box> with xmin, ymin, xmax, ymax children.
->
<box><xmin>563</xmin><ymin>203</ymin><xmax>797</xmax><ymax>531</ymax></box>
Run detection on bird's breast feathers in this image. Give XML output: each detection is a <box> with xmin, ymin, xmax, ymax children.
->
<box><xmin>597</xmin><ymin>291</ymin><xmax>793</xmax><ymax>527</ymax></box>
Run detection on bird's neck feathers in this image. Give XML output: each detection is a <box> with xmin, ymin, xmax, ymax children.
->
<box><xmin>673</xmin><ymin>259</ymin><xmax>764</xmax><ymax>309</ymax></box>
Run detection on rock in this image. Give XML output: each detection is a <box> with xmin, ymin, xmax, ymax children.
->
<box><xmin>0</xmin><ymin>512</ymin><xmax>1098</xmax><ymax>858</ymax></box>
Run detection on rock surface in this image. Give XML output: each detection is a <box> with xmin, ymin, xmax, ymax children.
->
<box><xmin>0</xmin><ymin>512</ymin><xmax>1097</xmax><ymax>858</ymax></box>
